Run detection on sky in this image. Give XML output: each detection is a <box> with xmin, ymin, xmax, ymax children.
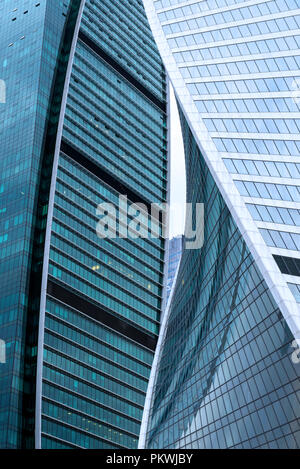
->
<box><xmin>168</xmin><ymin>85</ymin><xmax>186</xmax><ymax>238</ymax></box>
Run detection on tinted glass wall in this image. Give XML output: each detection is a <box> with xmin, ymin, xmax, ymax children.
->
<box><xmin>0</xmin><ymin>0</ymin><xmax>167</xmax><ymax>449</ymax></box>
<box><xmin>40</xmin><ymin>0</ymin><xmax>167</xmax><ymax>449</ymax></box>
<box><xmin>0</xmin><ymin>0</ymin><xmax>78</xmax><ymax>448</ymax></box>
<box><xmin>144</xmin><ymin>111</ymin><xmax>300</xmax><ymax>449</ymax></box>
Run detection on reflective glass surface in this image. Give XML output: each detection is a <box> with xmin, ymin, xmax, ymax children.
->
<box><xmin>150</xmin><ymin>0</ymin><xmax>300</xmax><ymax>302</ymax></box>
<box><xmin>40</xmin><ymin>0</ymin><xmax>167</xmax><ymax>449</ymax></box>
<box><xmin>145</xmin><ymin>110</ymin><xmax>300</xmax><ymax>449</ymax></box>
<box><xmin>0</xmin><ymin>0</ymin><xmax>73</xmax><ymax>448</ymax></box>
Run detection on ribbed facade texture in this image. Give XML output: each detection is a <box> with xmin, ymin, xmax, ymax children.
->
<box><xmin>0</xmin><ymin>0</ymin><xmax>167</xmax><ymax>449</ymax></box>
<box><xmin>140</xmin><ymin>0</ymin><xmax>300</xmax><ymax>449</ymax></box>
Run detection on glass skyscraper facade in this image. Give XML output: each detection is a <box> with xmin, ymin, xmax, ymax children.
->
<box><xmin>166</xmin><ymin>236</ymin><xmax>183</xmax><ymax>304</ymax></box>
<box><xmin>139</xmin><ymin>0</ymin><xmax>300</xmax><ymax>449</ymax></box>
<box><xmin>0</xmin><ymin>0</ymin><xmax>167</xmax><ymax>449</ymax></box>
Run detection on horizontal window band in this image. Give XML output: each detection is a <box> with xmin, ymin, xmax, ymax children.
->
<box><xmin>51</xmin><ymin>212</ymin><xmax>163</xmax><ymax>276</ymax></box>
<box><xmin>41</xmin><ymin>432</ymin><xmax>82</xmax><ymax>449</ymax></box>
<box><xmin>42</xmin><ymin>395</ymin><xmax>139</xmax><ymax>438</ymax></box>
<box><xmin>47</xmin><ymin>279</ymin><xmax>158</xmax><ymax>351</ymax></box>
<box><xmin>273</xmin><ymin>254</ymin><xmax>300</xmax><ymax>277</ymax></box>
<box><xmin>44</xmin><ymin>326</ymin><xmax>149</xmax><ymax>382</ymax></box>
<box><xmin>78</xmin><ymin>30</ymin><xmax>167</xmax><ymax>113</ymax></box>
<box><xmin>43</xmin><ymin>350</ymin><xmax>145</xmax><ymax>406</ymax></box>
<box><xmin>41</xmin><ymin>413</ymin><xmax>126</xmax><ymax>449</ymax></box>
<box><xmin>60</xmin><ymin>139</ymin><xmax>156</xmax><ymax>212</ymax></box>
<box><xmin>42</xmin><ymin>376</ymin><xmax>141</xmax><ymax>424</ymax></box>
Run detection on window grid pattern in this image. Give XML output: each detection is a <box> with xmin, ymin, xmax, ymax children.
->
<box><xmin>41</xmin><ymin>298</ymin><xmax>151</xmax><ymax>449</ymax></box>
<box><xmin>0</xmin><ymin>0</ymin><xmax>73</xmax><ymax>448</ymax></box>
<box><xmin>144</xmin><ymin>111</ymin><xmax>300</xmax><ymax>449</ymax></box>
<box><xmin>82</xmin><ymin>0</ymin><xmax>166</xmax><ymax>101</ymax></box>
<box><xmin>41</xmin><ymin>0</ymin><xmax>167</xmax><ymax>450</ymax></box>
<box><xmin>63</xmin><ymin>40</ymin><xmax>167</xmax><ymax>203</ymax></box>
<box><xmin>151</xmin><ymin>0</ymin><xmax>300</xmax><ymax>298</ymax></box>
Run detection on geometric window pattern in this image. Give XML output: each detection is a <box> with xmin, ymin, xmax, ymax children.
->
<box><xmin>0</xmin><ymin>0</ymin><xmax>75</xmax><ymax>449</ymax></box>
<box><xmin>140</xmin><ymin>0</ymin><xmax>300</xmax><ymax>449</ymax></box>
<box><xmin>142</xmin><ymin>109</ymin><xmax>300</xmax><ymax>449</ymax></box>
<box><xmin>149</xmin><ymin>0</ymin><xmax>300</xmax><ymax>304</ymax></box>
<box><xmin>39</xmin><ymin>0</ymin><xmax>167</xmax><ymax>450</ymax></box>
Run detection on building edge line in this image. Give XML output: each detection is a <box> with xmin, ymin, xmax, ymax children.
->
<box><xmin>34</xmin><ymin>0</ymin><xmax>87</xmax><ymax>449</ymax></box>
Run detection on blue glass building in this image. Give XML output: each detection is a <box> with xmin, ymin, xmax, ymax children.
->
<box><xmin>165</xmin><ymin>236</ymin><xmax>183</xmax><ymax>304</ymax></box>
<box><xmin>139</xmin><ymin>0</ymin><xmax>300</xmax><ymax>449</ymax></box>
<box><xmin>0</xmin><ymin>0</ymin><xmax>167</xmax><ymax>449</ymax></box>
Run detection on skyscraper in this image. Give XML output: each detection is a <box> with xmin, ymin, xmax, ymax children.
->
<box><xmin>139</xmin><ymin>0</ymin><xmax>300</xmax><ymax>449</ymax></box>
<box><xmin>0</xmin><ymin>0</ymin><xmax>167</xmax><ymax>449</ymax></box>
